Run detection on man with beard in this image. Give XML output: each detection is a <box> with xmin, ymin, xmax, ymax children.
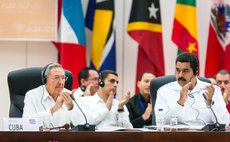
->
<box><xmin>154</xmin><ymin>52</ymin><xmax>229</xmax><ymax>127</ymax></box>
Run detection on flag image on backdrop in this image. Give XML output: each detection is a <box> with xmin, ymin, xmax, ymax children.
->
<box><xmin>127</xmin><ymin>0</ymin><xmax>165</xmax><ymax>92</ymax></box>
<box><xmin>172</xmin><ymin>0</ymin><xmax>199</xmax><ymax>57</ymax></box>
<box><xmin>86</xmin><ymin>0</ymin><xmax>116</xmax><ymax>72</ymax></box>
<box><xmin>53</xmin><ymin>0</ymin><xmax>86</xmax><ymax>88</ymax></box>
<box><xmin>205</xmin><ymin>0</ymin><xmax>230</xmax><ymax>77</ymax></box>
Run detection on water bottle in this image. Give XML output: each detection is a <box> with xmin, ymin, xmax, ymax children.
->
<box><xmin>170</xmin><ymin>115</ymin><xmax>178</xmax><ymax>131</ymax></box>
<box><xmin>156</xmin><ymin>108</ymin><xmax>164</xmax><ymax>131</ymax></box>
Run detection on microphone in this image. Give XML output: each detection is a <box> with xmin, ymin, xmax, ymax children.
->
<box><xmin>202</xmin><ymin>93</ymin><xmax>226</xmax><ymax>131</ymax></box>
<box><xmin>70</xmin><ymin>94</ymin><xmax>96</xmax><ymax>131</ymax></box>
<box><xmin>39</xmin><ymin>123</ymin><xmax>70</xmax><ymax>131</ymax></box>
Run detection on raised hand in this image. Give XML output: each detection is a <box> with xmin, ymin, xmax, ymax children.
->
<box><xmin>106</xmin><ymin>91</ymin><xmax>114</xmax><ymax>110</ymax></box>
<box><xmin>142</xmin><ymin>103</ymin><xmax>152</xmax><ymax>120</ymax></box>
<box><xmin>204</xmin><ymin>83</ymin><xmax>215</xmax><ymax>106</ymax></box>
<box><xmin>177</xmin><ymin>82</ymin><xmax>192</xmax><ymax>106</ymax></box>
<box><xmin>223</xmin><ymin>84</ymin><xmax>230</xmax><ymax>104</ymax></box>
<box><xmin>118</xmin><ymin>92</ymin><xmax>131</xmax><ymax>109</ymax></box>
<box><xmin>50</xmin><ymin>95</ymin><xmax>64</xmax><ymax>115</ymax></box>
<box><xmin>84</xmin><ymin>83</ymin><xmax>93</xmax><ymax>96</ymax></box>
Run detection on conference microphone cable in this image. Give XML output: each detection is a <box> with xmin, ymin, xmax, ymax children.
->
<box><xmin>69</xmin><ymin>94</ymin><xmax>96</xmax><ymax>131</ymax></box>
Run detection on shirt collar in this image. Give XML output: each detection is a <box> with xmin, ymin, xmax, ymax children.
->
<box><xmin>42</xmin><ymin>85</ymin><xmax>63</xmax><ymax>102</ymax></box>
<box><xmin>41</xmin><ymin>85</ymin><xmax>52</xmax><ymax>102</ymax></box>
<box><xmin>138</xmin><ymin>93</ymin><xmax>150</xmax><ymax>103</ymax></box>
<box><xmin>75</xmin><ymin>87</ymin><xmax>84</xmax><ymax>96</ymax></box>
<box><xmin>173</xmin><ymin>77</ymin><xmax>207</xmax><ymax>94</ymax></box>
<box><xmin>94</xmin><ymin>92</ymin><xmax>105</xmax><ymax>103</ymax></box>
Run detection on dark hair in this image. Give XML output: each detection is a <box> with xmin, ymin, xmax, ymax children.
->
<box><xmin>138</xmin><ymin>71</ymin><xmax>155</xmax><ymax>81</ymax></box>
<box><xmin>215</xmin><ymin>69</ymin><xmax>230</xmax><ymax>79</ymax></box>
<box><xmin>217</xmin><ymin>69</ymin><xmax>230</xmax><ymax>75</ymax></box>
<box><xmin>78</xmin><ymin>67</ymin><xmax>97</xmax><ymax>86</ymax></box>
<box><xmin>100</xmin><ymin>70</ymin><xmax>118</xmax><ymax>81</ymax></box>
<box><xmin>176</xmin><ymin>52</ymin><xmax>199</xmax><ymax>75</ymax></box>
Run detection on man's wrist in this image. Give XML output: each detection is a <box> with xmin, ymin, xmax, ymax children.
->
<box><xmin>50</xmin><ymin>107</ymin><xmax>56</xmax><ymax>115</ymax></box>
<box><xmin>177</xmin><ymin>100</ymin><xmax>184</xmax><ymax>106</ymax></box>
<box><xmin>142</xmin><ymin>114</ymin><xmax>149</xmax><ymax>120</ymax></box>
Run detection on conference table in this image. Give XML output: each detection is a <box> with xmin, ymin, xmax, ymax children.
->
<box><xmin>0</xmin><ymin>130</ymin><xmax>230</xmax><ymax>142</ymax></box>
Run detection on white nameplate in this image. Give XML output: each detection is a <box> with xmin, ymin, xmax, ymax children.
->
<box><xmin>3</xmin><ymin>118</ymin><xmax>39</xmax><ymax>131</ymax></box>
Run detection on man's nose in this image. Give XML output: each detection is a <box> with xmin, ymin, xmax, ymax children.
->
<box><xmin>178</xmin><ymin>71</ymin><xmax>184</xmax><ymax>77</ymax></box>
<box><xmin>220</xmin><ymin>82</ymin><xmax>226</xmax><ymax>87</ymax></box>
<box><xmin>58</xmin><ymin>79</ymin><xmax>65</xmax><ymax>85</ymax></box>
<box><xmin>114</xmin><ymin>81</ymin><xmax>119</xmax><ymax>86</ymax></box>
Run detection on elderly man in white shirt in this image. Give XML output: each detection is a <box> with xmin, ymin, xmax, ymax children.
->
<box><xmin>23</xmin><ymin>63</ymin><xmax>74</xmax><ymax>128</ymax></box>
<box><xmin>155</xmin><ymin>52</ymin><xmax>229</xmax><ymax>127</ymax></box>
<box><xmin>72</xmin><ymin>70</ymin><xmax>133</xmax><ymax>130</ymax></box>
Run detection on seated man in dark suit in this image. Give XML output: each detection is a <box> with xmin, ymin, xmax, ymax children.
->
<box><xmin>126</xmin><ymin>72</ymin><xmax>156</xmax><ymax>128</ymax></box>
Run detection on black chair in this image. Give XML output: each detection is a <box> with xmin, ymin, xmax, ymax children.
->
<box><xmin>150</xmin><ymin>75</ymin><xmax>211</xmax><ymax>124</ymax></box>
<box><xmin>7</xmin><ymin>67</ymin><xmax>73</xmax><ymax>117</ymax></box>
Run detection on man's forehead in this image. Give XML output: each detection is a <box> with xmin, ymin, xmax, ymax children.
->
<box><xmin>89</xmin><ymin>70</ymin><xmax>98</xmax><ymax>74</ymax></box>
<box><xmin>107</xmin><ymin>74</ymin><xmax>117</xmax><ymax>79</ymax></box>
<box><xmin>176</xmin><ymin>62</ymin><xmax>191</xmax><ymax>68</ymax></box>
<box><xmin>216</xmin><ymin>74</ymin><xmax>230</xmax><ymax>80</ymax></box>
<box><xmin>50</xmin><ymin>67</ymin><xmax>64</xmax><ymax>74</ymax></box>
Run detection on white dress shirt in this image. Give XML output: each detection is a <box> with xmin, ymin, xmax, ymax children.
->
<box><xmin>73</xmin><ymin>87</ymin><xmax>84</xmax><ymax>97</ymax></box>
<box><xmin>155</xmin><ymin>78</ymin><xmax>229</xmax><ymax>126</ymax></box>
<box><xmin>71</xmin><ymin>93</ymin><xmax>133</xmax><ymax>130</ymax></box>
<box><xmin>23</xmin><ymin>85</ymin><xmax>74</xmax><ymax>127</ymax></box>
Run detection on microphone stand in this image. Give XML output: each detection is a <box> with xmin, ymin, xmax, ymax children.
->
<box><xmin>202</xmin><ymin>93</ymin><xmax>226</xmax><ymax>131</ymax></box>
<box><xmin>70</xmin><ymin>94</ymin><xmax>96</xmax><ymax>131</ymax></box>
<box><xmin>39</xmin><ymin>123</ymin><xmax>70</xmax><ymax>131</ymax></box>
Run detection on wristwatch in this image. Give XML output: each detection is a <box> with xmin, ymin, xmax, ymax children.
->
<box><xmin>117</xmin><ymin>108</ymin><xmax>124</xmax><ymax>112</ymax></box>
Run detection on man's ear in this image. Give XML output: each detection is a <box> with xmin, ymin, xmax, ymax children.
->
<box><xmin>137</xmin><ymin>81</ymin><xmax>141</xmax><ymax>89</ymax></box>
<box><xmin>81</xmin><ymin>78</ymin><xmax>87</xmax><ymax>86</ymax></box>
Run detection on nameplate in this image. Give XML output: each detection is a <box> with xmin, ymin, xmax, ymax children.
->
<box><xmin>3</xmin><ymin>118</ymin><xmax>39</xmax><ymax>131</ymax></box>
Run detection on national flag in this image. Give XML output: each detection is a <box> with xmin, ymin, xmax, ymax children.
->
<box><xmin>53</xmin><ymin>0</ymin><xmax>86</xmax><ymax>88</ymax></box>
<box><xmin>86</xmin><ymin>0</ymin><xmax>116</xmax><ymax>72</ymax></box>
<box><xmin>205</xmin><ymin>0</ymin><xmax>230</xmax><ymax>77</ymax></box>
<box><xmin>28</xmin><ymin>119</ymin><xmax>36</xmax><ymax>124</ymax></box>
<box><xmin>127</xmin><ymin>0</ymin><xmax>165</xmax><ymax>91</ymax></box>
<box><xmin>172</xmin><ymin>0</ymin><xmax>199</xmax><ymax>57</ymax></box>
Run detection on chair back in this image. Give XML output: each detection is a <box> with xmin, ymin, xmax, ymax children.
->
<box><xmin>7</xmin><ymin>67</ymin><xmax>73</xmax><ymax>117</ymax></box>
<box><xmin>150</xmin><ymin>75</ymin><xmax>211</xmax><ymax>124</ymax></box>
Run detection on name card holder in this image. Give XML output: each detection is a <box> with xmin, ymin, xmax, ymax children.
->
<box><xmin>3</xmin><ymin>118</ymin><xmax>39</xmax><ymax>131</ymax></box>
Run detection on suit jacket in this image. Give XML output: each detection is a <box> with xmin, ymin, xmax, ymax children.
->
<box><xmin>126</xmin><ymin>93</ymin><xmax>152</xmax><ymax>128</ymax></box>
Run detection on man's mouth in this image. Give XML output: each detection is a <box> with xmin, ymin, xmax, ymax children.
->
<box><xmin>178</xmin><ymin>77</ymin><xmax>186</xmax><ymax>82</ymax></box>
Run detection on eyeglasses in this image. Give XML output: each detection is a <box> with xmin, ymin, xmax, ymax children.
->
<box><xmin>216</xmin><ymin>80</ymin><xmax>229</xmax><ymax>85</ymax></box>
<box><xmin>87</xmin><ymin>77</ymin><xmax>99</xmax><ymax>81</ymax></box>
<box><xmin>50</xmin><ymin>76</ymin><xmax>68</xmax><ymax>82</ymax></box>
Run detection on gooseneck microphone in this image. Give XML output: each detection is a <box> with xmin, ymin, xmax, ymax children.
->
<box><xmin>39</xmin><ymin>123</ymin><xmax>70</xmax><ymax>131</ymax></box>
<box><xmin>202</xmin><ymin>93</ymin><xmax>226</xmax><ymax>131</ymax></box>
<box><xmin>70</xmin><ymin>94</ymin><xmax>96</xmax><ymax>131</ymax></box>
